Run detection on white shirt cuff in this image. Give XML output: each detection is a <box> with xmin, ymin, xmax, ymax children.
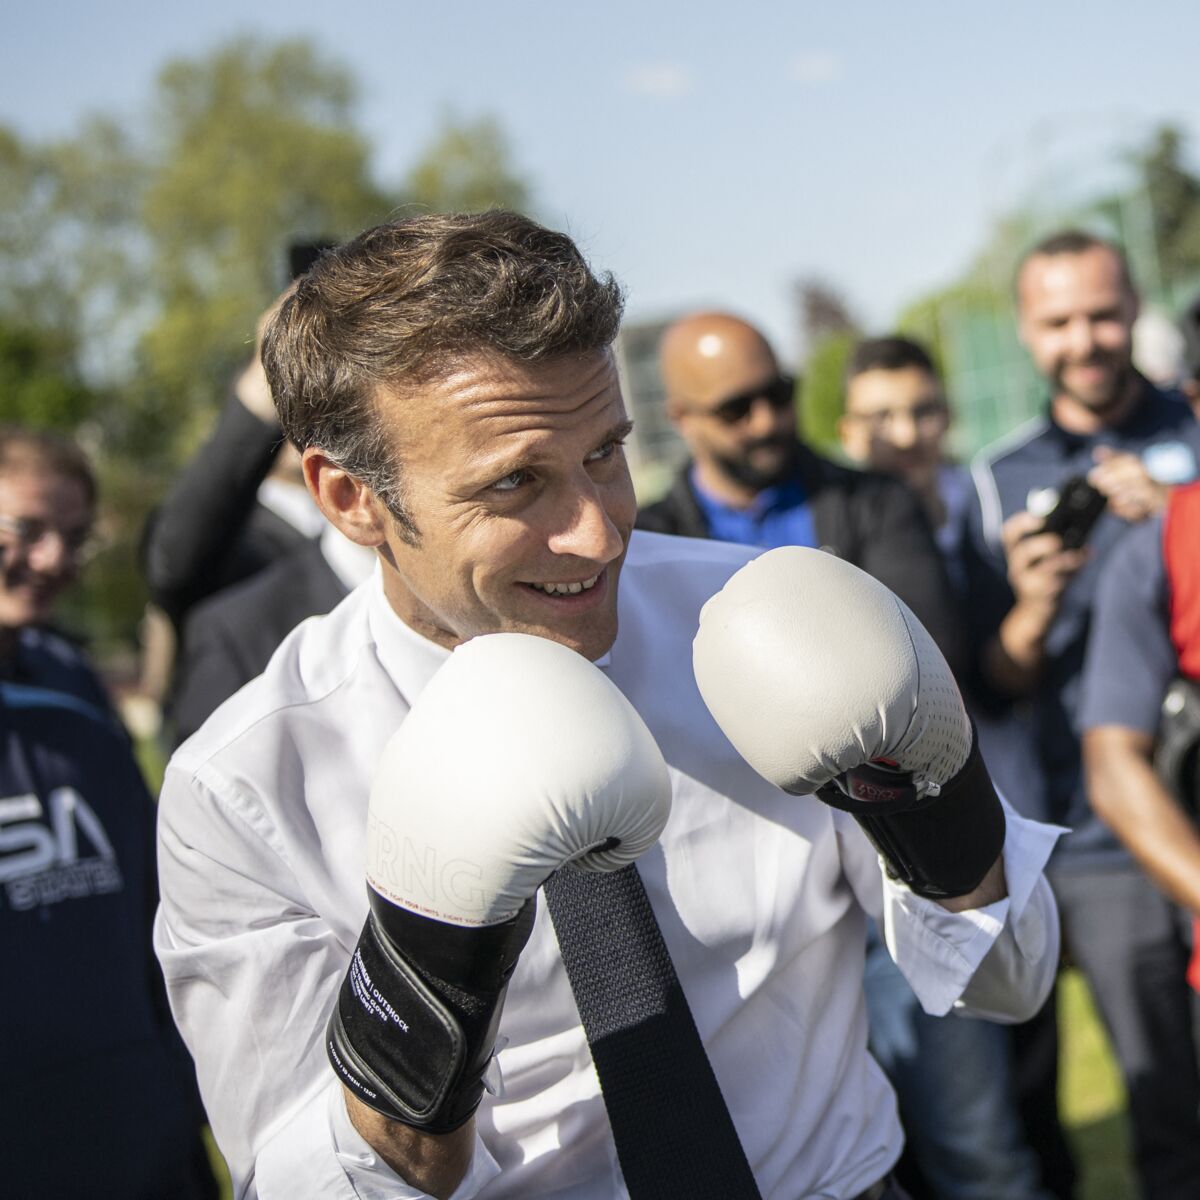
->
<box><xmin>252</xmin><ymin>1078</ymin><xmax>501</xmax><ymax>1200</ymax></box>
<box><xmin>880</xmin><ymin>798</ymin><xmax>1065</xmax><ymax>1018</ymax></box>
<box><xmin>332</xmin><ymin>1086</ymin><xmax>502</xmax><ymax>1200</ymax></box>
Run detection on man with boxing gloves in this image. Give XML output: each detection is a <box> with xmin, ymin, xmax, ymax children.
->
<box><xmin>155</xmin><ymin>211</ymin><xmax>1061</xmax><ymax>1200</ymax></box>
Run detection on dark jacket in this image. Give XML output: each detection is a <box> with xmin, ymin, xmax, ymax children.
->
<box><xmin>0</xmin><ymin>683</ymin><xmax>216</xmax><ymax>1198</ymax></box>
<box><xmin>636</xmin><ymin>444</ymin><xmax>964</xmax><ymax>670</ymax></box>
<box><xmin>168</xmin><ymin>537</ymin><xmax>348</xmax><ymax>747</ymax></box>
<box><xmin>141</xmin><ymin>397</ymin><xmax>310</xmax><ymax>630</ymax></box>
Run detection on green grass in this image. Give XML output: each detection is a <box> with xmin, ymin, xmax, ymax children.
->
<box><xmin>1060</xmin><ymin>967</ymin><xmax>1135</xmax><ymax>1200</ymax></box>
<box><xmin>203</xmin><ymin>1129</ymin><xmax>231</xmax><ymax>1199</ymax></box>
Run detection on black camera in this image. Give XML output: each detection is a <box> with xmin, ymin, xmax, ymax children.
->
<box><xmin>1039</xmin><ymin>476</ymin><xmax>1107</xmax><ymax>549</ymax></box>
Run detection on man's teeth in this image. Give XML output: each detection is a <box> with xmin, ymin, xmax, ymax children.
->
<box><xmin>531</xmin><ymin>575</ymin><xmax>599</xmax><ymax>596</ymax></box>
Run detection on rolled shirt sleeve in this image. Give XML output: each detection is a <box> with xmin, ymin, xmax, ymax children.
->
<box><xmin>247</xmin><ymin>1076</ymin><xmax>502</xmax><ymax>1200</ymax></box>
<box><xmin>155</xmin><ymin>765</ymin><xmax>503</xmax><ymax>1200</ymax></box>
<box><xmin>842</xmin><ymin>799</ymin><xmax>1063</xmax><ymax>1021</ymax></box>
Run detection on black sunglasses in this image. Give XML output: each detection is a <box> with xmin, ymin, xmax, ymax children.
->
<box><xmin>706</xmin><ymin>375</ymin><xmax>796</xmax><ymax>425</ymax></box>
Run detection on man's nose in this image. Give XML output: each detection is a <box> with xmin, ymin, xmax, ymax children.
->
<box><xmin>746</xmin><ymin>394</ymin><xmax>790</xmax><ymax>438</ymax></box>
<box><xmin>1065</xmin><ymin>317</ymin><xmax>1096</xmax><ymax>360</ymax></box>
<box><xmin>887</xmin><ymin>412</ymin><xmax>919</xmax><ymax>448</ymax></box>
<box><xmin>547</xmin><ymin>482</ymin><xmax>625</xmax><ymax>563</ymax></box>
<box><xmin>25</xmin><ymin>530</ymin><xmax>72</xmax><ymax>572</ymax></box>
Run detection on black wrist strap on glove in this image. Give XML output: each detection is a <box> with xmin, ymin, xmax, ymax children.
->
<box><xmin>326</xmin><ymin>893</ymin><xmax>535</xmax><ymax>1132</ymax></box>
<box><xmin>817</xmin><ymin>731</ymin><xmax>1006</xmax><ymax>900</ymax></box>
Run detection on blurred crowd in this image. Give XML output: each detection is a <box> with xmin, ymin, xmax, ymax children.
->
<box><xmin>5</xmin><ymin>223</ymin><xmax>1200</xmax><ymax>1199</ymax></box>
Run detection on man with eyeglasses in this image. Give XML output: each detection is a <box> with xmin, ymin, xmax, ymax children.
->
<box><xmin>637</xmin><ymin>312</ymin><xmax>962</xmax><ymax>667</ymax></box>
<box><xmin>838</xmin><ymin>337</ymin><xmax>1057</xmax><ymax>1200</ymax></box>
<box><xmin>0</xmin><ymin>426</ymin><xmax>110</xmax><ymax>708</ymax></box>
<box><xmin>839</xmin><ymin>338</ymin><xmax>958</xmax><ymax>549</ymax></box>
<box><xmin>0</xmin><ymin>424</ymin><xmax>220</xmax><ymax>1198</ymax></box>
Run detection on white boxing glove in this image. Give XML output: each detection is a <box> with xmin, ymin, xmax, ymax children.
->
<box><xmin>693</xmin><ymin>546</ymin><xmax>1003</xmax><ymax>899</ymax></box>
<box><xmin>328</xmin><ymin>632</ymin><xmax>671</xmax><ymax>1131</ymax></box>
<box><xmin>367</xmin><ymin>632</ymin><xmax>670</xmax><ymax>926</ymax></box>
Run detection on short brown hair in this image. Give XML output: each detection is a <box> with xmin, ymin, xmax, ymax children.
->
<box><xmin>1017</xmin><ymin>229</ymin><xmax>1134</xmax><ymax>295</ymax></box>
<box><xmin>262</xmin><ymin>211</ymin><xmax>625</xmax><ymax>540</ymax></box>
<box><xmin>845</xmin><ymin>335</ymin><xmax>940</xmax><ymax>387</ymax></box>
<box><xmin>0</xmin><ymin>426</ymin><xmax>96</xmax><ymax>512</ymax></box>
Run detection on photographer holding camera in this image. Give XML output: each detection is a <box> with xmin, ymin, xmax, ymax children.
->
<box><xmin>964</xmin><ymin>230</ymin><xmax>1200</xmax><ymax>1200</ymax></box>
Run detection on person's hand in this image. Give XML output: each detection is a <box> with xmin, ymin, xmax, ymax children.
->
<box><xmin>233</xmin><ymin>287</ymin><xmax>296</xmax><ymax>424</ymax></box>
<box><xmin>693</xmin><ymin>547</ymin><xmax>1006</xmax><ymax>904</ymax></box>
<box><xmin>980</xmin><ymin>511</ymin><xmax>1088</xmax><ymax>697</ymax></box>
<box><xmin>1087</xmin><ymin>446</ymin><xmax>1169</xmax><ymax>522</ymax></box>
<box><xmin>1001</xmin><ymin>511</ymin><xmax>1087</xmax><ymax>611</ymax></box>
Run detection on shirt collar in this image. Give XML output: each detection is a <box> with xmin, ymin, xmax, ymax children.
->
<box><xmin>257</xmin><ymin>478</ymin><xmax>327</xmax><ymax>538</ymax></box>
<box><xmin>365</xmin><ymin>571</ymin><xmax>612</xmax><ymax>708</ymax></box>
<box><xmin>319</xmin><ymin>525</ymin><xmax>377</xmax><ymax>591</ymax></box>
<box><xmin>366</xmin><ymin>572</ymin><xmax>451</xmax><ymax>708</ymax></box>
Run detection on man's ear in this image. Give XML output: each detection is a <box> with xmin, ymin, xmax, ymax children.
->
<box><xmin>835</xmin><ymin>413</ymin><xmax>856</xmax><ymax>458</ymax></box>
<box><xmin>1125</xmin><ymin>286</ymin><xmax>1142</xmax><ymax>325</ymax></box>
<box><xmin>302</xmin><ymin>447</ymin><xmax>387</xmax><ymax>547</ymax></box>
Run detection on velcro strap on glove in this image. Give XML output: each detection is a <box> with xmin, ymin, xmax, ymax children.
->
<box><xmin>327</xmin><ymin>897</ymin><xmax>534</xmax><ymax>1132</ymax></box>
<box><xmin>818</xmin><ymin>734</ymin><xmax>1006</xmax><ymax>900</ymax></box>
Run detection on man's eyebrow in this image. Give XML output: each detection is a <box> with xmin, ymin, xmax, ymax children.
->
<box><xmin>470</xmin><ymin>417</ymin><xmax>636</xmax><ymax>486</ymax></box>
<box><xmin>602</xmin><ymin>418</ymin><xmax>635</xmax><ymax>444</ymax></box>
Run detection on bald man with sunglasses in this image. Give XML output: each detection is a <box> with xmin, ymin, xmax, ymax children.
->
<box><xmin>637</xmin><ymin>312</ymin><xmax>963</xmax><ymax>666</ymax></box>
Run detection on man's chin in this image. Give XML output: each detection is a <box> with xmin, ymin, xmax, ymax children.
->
<box><xmin>0</xmin><ymin>596</ymin><xmax>50</xmax><ymax>630</ymax></box>
<box><xmin>503</xmin><ymin>582</ymin><xmax>622</xmax><ymax>662</ymax></box>
<box><xmin>1061</xmin><ymin>366</ymin><xmax>1133</xmax><ymax>414</ymax></box>
<box><xmin>724</xmin><ymin>450</ymin><xmax>796</xmax><ymax>491</ymax></box>
<box><xmin>518</xmin><ymin>620</ymin><xmax>618</xmax><ymax>663</ymax></box>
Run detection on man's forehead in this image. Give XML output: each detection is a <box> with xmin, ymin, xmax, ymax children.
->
<box><xmin>1019</xmin><ymin>247</ymin><xmax>1129</xmax><ymax>306</ymax></box>
<box><xmin>368</xmin><ymin>349</ymin><xmax>624</xmax><ymax>453</ymax></box>
<box><xmin>681</xmin><ymin>341</ymin><xmax>778</xmax><ymax>402</ymax></box>
<box><xmin>377</xmin><ymin>347</ymin><xmax>615</xmax><ymax>397</ymax></box>
<box><xmin>661</xmin><ymin>315</ymin><xmax>776</xmax><ymax>395</ymax></box>
<box><xmin>0</xmin><ymin>467</ymin><xmax>90</xmax><ymax>507</ymax></box>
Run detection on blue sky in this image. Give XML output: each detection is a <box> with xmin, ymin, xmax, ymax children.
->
<box><xmin>5</xmin><ymin>2</ymin><xmax>1199</xmax><ymax>359</ymax></box>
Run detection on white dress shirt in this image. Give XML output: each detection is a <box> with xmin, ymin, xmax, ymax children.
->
<box><xmin>155</xmin><ymin>531</ymin><xmax>1060</xmax><ymax>1200</ymax></box>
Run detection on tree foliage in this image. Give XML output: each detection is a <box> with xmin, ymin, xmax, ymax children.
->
<box><xmin>0</xmin><ymin>323</ymin><xmax>100</xmax><ymax>431</ymax></box>
<box><xmin>798</xmin><ymin>331</ymin><xmax>855</xmax><ymax>453</ymax></box>
<box><xmin>791</xmin><ymin>279</ymin><xmax>859</xmax><ymax>453</ymax></box>
<box><xmin>406</xmin><ymin>113</ymin><xmax>532</xmax><ymax>215</ymax></box>
<box><xmin>887</xmin><ymin>124</ymin><xmax>1200</xmax><ymax>456</ymax></box>
<box><xmin>0</xmin><ymin>35</ymin><xmax>534</xmax><ymax>652</ymax></box>
<box><xmin>1</xmin><ymin>35</ymin><xmax>534</xmax><ymax>453</ymax></box>
<box><xmin>1128</xmin><ymin>125</ymin><xmax>1200</xmax><ymax>293</ymax></box>
<box><xmin>133</xmin><ymin>38</ymin><xmax>396</xmax><ymax>428</ymax></box>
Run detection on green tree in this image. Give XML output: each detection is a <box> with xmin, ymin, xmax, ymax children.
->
<box><xmin>138</xmin><ymin>37</ymin><xmax>397</xmax><ymax>427</ymax></box>
<box><xmin>405</xmin><ymin>113</ymin><xmax>532</xmax><ymax>215</ymax></box>
<box><xmin>792</xmin><ymin>279</ymin><xmax>858</xmax><ymax>453</ymax></box>
<box><xmin>0</xmin><ymin>35</ymin><xmax>535</xmax><ymax>654</ymax></box>
<box><xmin>0</xmin><ymin>321</ymin><xmax>100</xmax><ymax>431</ymax></box>
<box><xmin>1124</xmin><ymin>124</ymin><xmax>1200</xmax><ymax>295</ymax></box>
<box><xmin>799</xmin><ymin>331</ymin><xmax>855</xmax><ymax>453</ymax></box>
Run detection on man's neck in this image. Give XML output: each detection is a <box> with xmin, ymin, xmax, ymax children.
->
<box><xmin>0</xmin><ymin>626</ymin><xmax>16</xmax><ymax>674</ymax></box>
<box><xmin>909</xmin><ymin>473</ymin><xmax>947</xmax><ymax>531</ymax></box>
<box><xmin>1051</xmin><ymin>374</ymin><xmax>1142</xmax><ymax>436</ymax></box>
